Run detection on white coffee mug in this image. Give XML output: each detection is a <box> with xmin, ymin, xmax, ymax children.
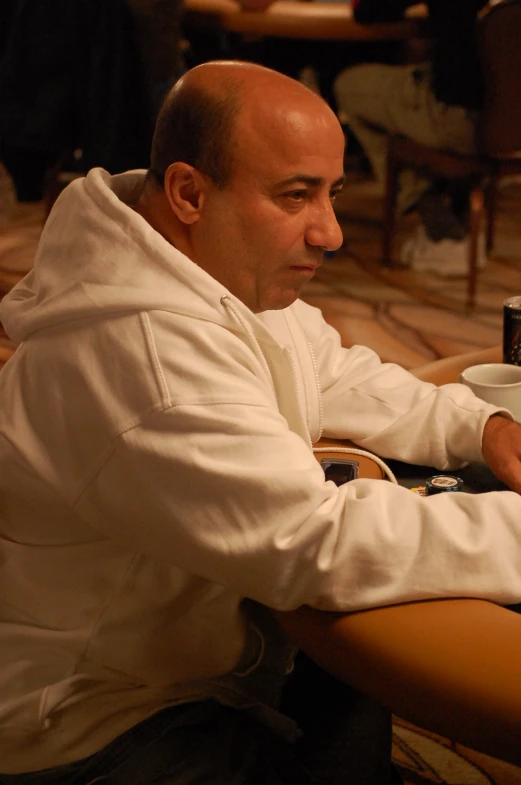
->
<box><xmin>458</xmin><ymin>363</ymin><xmax>521</xmax><ymax>421</ymax></box>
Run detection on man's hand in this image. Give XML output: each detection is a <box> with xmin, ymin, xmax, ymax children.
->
<box><xmin>482</xmin><ymin>414</ymin><xmax>521</xmax><ymax>494</ymax></box>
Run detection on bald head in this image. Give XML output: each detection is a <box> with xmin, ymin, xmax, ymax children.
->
<box><xmin>149</xmin><ymin>61</ymin><xmax>340</xmax><ymax>189</ymax></box>
<box><xmin>140</xmin><ymin>61</ymin><xmax>345</xmax><ymax>313</ymax></box>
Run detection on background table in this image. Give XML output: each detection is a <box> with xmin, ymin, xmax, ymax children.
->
<box><xmin>182</xmin><ymin>0</ymin><xmax>429</xmax><ymax>41</ymax></box>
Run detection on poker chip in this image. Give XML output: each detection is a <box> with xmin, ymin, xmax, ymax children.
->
<box><xmin>425</xmin><ymin>475</ymin><xmax>463</xmax><ymax>495</ymax></box>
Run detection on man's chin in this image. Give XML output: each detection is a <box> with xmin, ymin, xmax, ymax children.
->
<box><xmin>257</xmin><ymin>288</ymin><xmax>302</xmax><ymax>312</ymax></box>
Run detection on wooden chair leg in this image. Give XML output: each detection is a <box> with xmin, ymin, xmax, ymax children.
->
<box><xmin>382</xmin><ymin>138</ymin><xmax>400</xmax><ymax>268</ymax></box>
<box><xmin>467</xmin><ymin>184</ymin><xmax>485</xmax><ymax>312</ymax></box>
<box><xmin>486</xmin><ymin>174</ymin><xmax>498</xmax><ymax>254</ymax></box>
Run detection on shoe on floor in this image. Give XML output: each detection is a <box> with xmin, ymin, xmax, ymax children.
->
<box><xmin>399</xmin><ymin>226</ymin><xmax>487</xmax><ymax>278</ymax></box>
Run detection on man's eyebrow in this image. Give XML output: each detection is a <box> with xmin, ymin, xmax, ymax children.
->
<box><xmin>275</xmin><ymin>174</ymin><xmax>346</xmax><ymax>189</ymax></box>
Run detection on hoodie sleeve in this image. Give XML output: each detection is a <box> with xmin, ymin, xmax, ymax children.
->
<box><xmin>74</xmin><ymin>388</ymin><xmax>521</xmax><ymax>616</ymax></box>
<box><xmin>295</xmin><ymin>300</ymin><xmax>508</xmax><ymax>469</ymax></box>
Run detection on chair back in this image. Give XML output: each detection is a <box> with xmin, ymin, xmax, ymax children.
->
<box><xmin>477</xmin><ymin>0</ymin><xmax>521</xmax><ymax>156</ymax></box>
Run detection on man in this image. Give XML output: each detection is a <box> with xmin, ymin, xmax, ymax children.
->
<box><xmin>334</xmin><ymin>0</ymin><xmax>488</xmax><ymax>276</ymax></box>
<box><xmin>1</xmin><ymin>60</ymin><xmax>521</xmax><ymax>783</ymax></box>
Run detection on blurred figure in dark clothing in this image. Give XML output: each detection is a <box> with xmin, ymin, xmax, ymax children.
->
<box><xmin>335</xmin><ymin>0</ymin><xmax>489</xmax><ymax>277</ymax></box>
<box><xmin>0</xmin><ymin>0</ymin><xmax>183</xmax><ymax>202</ymax></box>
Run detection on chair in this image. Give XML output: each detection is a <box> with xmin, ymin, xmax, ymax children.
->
<box><xmin>382</xmin><ymin>0</ymin><xmax>521</xmax><ymax>312</ymax></box>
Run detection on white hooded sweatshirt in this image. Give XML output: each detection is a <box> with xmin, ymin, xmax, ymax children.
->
<box><xmin>1</xmin><ymin>168</ymin><xmax>521</xmax><ymax>773</ymax></box>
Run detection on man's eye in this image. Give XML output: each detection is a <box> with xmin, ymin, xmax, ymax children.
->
<box><xmin>284</xmin><ymin>190</ymin><xmax>307</xmax><ymax>201</ymax></box>
<box><xmin>330</xmin><ymin>189</ymin><xmax>342</xmax><ymax>202</ymax></box>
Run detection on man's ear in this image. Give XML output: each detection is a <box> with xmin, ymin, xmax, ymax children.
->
<box><xmin>163</xmin><ymin>162</ymin><xmax>208</xmax><ymax>224</ymax></box>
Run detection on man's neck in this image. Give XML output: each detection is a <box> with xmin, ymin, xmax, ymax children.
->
<box><xmin>134</xmin><ymin>185</ymin><xmax>188</xmax><ymax>257</ymax></box>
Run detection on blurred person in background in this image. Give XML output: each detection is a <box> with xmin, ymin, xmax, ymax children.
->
<box><xmin>335</xmin><ymin>0</ymin><xmax>488</xmax><ymax>276</ymax></box>
<box><xmin>0</xmin><ymin>0</ymin><xmax>184</xmax><ymax>203</ymax></box>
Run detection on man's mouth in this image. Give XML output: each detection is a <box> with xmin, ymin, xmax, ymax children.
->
<box><xmin>289</xmin><ymin>263</ymin><xmax>320</xmax><ymax>272</ymax></box>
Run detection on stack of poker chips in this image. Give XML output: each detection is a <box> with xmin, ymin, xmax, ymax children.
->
<box><xmin>410</xmin><ymin>476</ymin><xmax>464</xmax><ymax>496</ymax></box>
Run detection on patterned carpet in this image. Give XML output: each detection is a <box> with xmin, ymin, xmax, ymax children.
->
<box><xmin>392</xmin><ymin>718</ymin><xmax>521</xmax><ymax>785</ymax></box>
<box><xmin>1</xmin><ymin>164</ymin><xmax>521</xmax><ymax>781</ymax></box>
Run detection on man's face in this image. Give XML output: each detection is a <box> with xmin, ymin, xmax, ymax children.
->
<box><xmin>192</xmin><ymin>97</ymin><xmax>345</xmax><ymax>312</ymax></box>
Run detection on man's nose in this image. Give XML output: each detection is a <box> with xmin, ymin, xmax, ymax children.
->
<box><xmin>306</xmin><ymin>201</ymin><xmax>343</xmax><ymax>252</ymax></box>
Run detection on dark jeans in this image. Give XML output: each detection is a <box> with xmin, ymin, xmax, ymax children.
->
<box><xmin>0</xmin><ymin>654</ymin><xmax>393</xmax><ymax>785</ymax></box>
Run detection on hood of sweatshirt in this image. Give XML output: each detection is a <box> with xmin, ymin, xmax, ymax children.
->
<box><xmin>0</xmin><ymin>168</ymin><xmax>281</xmax><ymax>347</ymax></box>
